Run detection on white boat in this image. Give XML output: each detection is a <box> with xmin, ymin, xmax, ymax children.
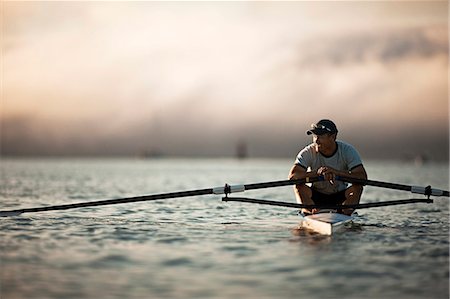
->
<box><xmin>299</xmin><ymin>210</ymin><xmax>356</xmax><ymax>235</ymax></box>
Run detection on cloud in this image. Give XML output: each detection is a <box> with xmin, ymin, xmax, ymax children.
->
<box><xmin>1</xmin><ymin>2</ymin><xmax>448</xmax><ymax>160</ymax></box>
<box><xmin>298</xmin><ymin>25</ymin><xmax>448</xmax><ymax>66</ymax></box>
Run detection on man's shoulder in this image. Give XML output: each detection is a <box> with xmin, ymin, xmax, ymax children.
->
<box><xmin>337</xmin><ymin>140</ymin><xmax>357</xmax><ymax>150</ymax></box>
<box><xmin>337</xmin><ymin>140</ymin><xmax>362</xmax><ymax>160</ymax></box>
<box><xmin>296</xmin><ymin>143</ymin><xmax>316</xmax><ymax>160</ymax></box>
<box><xmin>299</xmin><ymin>143</ymin><xmax>316</xmax><ymax>154</ymax></box>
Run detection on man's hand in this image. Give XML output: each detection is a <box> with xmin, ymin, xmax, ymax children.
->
<box><xmin>317</xmin><ymin>166</ymin><xmax>337</xmax><ymax>184</ymax></box>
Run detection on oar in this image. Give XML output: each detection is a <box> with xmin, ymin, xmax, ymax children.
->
<box><xmin>0</xmin><ymin>177</ymin><xmax>323</xmax><ymax>217</ymax></box>
<box><xmin>336</xmin><ymin>176</ymin><xmax>449</xmax><ymax>197</ymax></box>
<box><xmin>222</xmin><ymin>196</ymin><xmax>434</xmax><ymax>210</ymax></box>
<box><xmin>0</xmin><ymin>188</ymin><xmax>214</xmax><ymax>217</ymax></box>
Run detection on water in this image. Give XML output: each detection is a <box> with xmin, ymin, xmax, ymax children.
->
<box><xmin>1</xmin><ymin>158</ymin><xmax>448</xmax><ymax>299</ymax></box>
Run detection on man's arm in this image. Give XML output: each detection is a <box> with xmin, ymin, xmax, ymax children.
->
<box><xmin>347</xmin><ymin>165</ymin><xmax>368</xmax><ymax>180</ymax></box>
<box><xmin>288</xmin><ymin>164</ymin><xmax>310</xmax><ymax>180</ymax></box>
<box><xmin>309</xmin><ymin>164</ymin><xmax>367</xmax><ymax>183</ymax></box>
<box><xmin>288</xmin><ymin>164</ymin><xmax>317</xmax><ymax>211</ymax></box>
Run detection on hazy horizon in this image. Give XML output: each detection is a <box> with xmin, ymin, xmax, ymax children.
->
<box><xmin>1</xmin><ymin>2</ymin><xmax>448</xmax><ymax>161</ymax></box>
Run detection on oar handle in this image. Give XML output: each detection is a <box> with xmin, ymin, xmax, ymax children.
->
<box><xmin>336</xmin><ymin>176</ymin><xmax>450</xmax><ymax>197</ymax></box>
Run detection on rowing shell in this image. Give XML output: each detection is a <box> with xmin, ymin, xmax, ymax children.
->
<box><xmin>299</xmin><ymin>210</ymin><xmax>356</xmax><ymax>235</ymax></box>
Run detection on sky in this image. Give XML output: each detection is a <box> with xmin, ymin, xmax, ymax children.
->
<box><xmin>1</xmin><ymin>1</ymin><xmax>448</xmax><ymax>161</ymax></box>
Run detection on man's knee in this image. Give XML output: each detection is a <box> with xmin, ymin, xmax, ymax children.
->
<box><xmin>351</xmin><ymin>184</ymin><xmax>363</xmax><ymax>194</ymax></box>
<box><xmin>295</xmin><ymin>184</ymin><xmax>312</xmax><ymax>194</ymax></box>
<box><xmin>346</xmin><ymin>184</ymin><xmax>363</xmax><ymax>198</ymax></box>
<box><xmin>293</xmin><ymin>184</ymin><xmax>312</xmax><ymax>203</ymax></box>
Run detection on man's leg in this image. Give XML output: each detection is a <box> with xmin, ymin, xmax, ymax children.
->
<box><xmin>342</xmin><ymin>184</ymin><xmax>364</xmax><ymax>215</ymax></box>
<box><xmin>294</xmin><ymin>184</ymin><xmax>317</xmax><ymax>214</ymax></box>
<box><xmin>343</xmin><ymin>185</ymin><xmax>363</xmax><ymax>205</ymax></box>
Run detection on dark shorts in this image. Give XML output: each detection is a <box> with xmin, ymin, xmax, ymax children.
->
<box><xmin>311</xmin><ymin>189</ymin><xmax>346</xmax><ymax>206</ymax></box>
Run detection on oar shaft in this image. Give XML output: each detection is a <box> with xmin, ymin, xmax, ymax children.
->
<box><xmin>244</xmin><ymin>177</ymin><xmax>322</xmax><ymax>191</ymax></box>
<box><xmin>2</xmin><ymin>175</ymin><xmax>445</xmax><ymax>217</ymax></box>
<box><xmin>0</xmin><ymin>188</ymin><xmax>213</xmax><ymax>216</ymax></box>
<box><xmin>222</xmin><ymin>196</ymin><xmax>433</xmax><ymax>209</ymax></box>
<box><xmin>351</xmin><ymin>198</ymin><xmax>433</xmax><ymax>209</ymax></box>
<box><xmin>0</xmin><ymin>177</ymin><xmax>317</xmax><ymax>217</ymax></box>
<box><xmin>337</xmin><ymin>176</ymin><xmax>449</xmax><ymax>197</ymax></box>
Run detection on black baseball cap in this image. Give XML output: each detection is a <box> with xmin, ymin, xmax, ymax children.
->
<box><xmin>306</xmin><ymin>119</ymin><xmax>338</xmax><ymax>135</ymax></box>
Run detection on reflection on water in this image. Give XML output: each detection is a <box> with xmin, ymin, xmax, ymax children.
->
<box><xmin>0</xmin><ymin>158</ymin><xmax>448</xmax><ymax>299</ymax></box>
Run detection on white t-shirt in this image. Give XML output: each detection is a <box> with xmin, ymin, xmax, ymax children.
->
<box><xmin>295</xmin><ymin>140</ymin><xmax>363</xmax><ymax>194</ymax></box>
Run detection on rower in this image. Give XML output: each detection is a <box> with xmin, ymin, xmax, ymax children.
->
<box><xmin>288</xmin><ymin>119</ymin><xmax>368</xmax><ymax>216</ymax></box>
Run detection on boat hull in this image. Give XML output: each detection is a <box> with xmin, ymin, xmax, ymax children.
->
<box><xmin>299</xmin><ymin>211</ymin><xmax>355</xmax><ymax>235</ymax></box>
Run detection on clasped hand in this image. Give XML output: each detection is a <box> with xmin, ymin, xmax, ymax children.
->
<box><xmin>317</xmin><ymin>166</ymin><xmax>336</xmax><ymax>184</ymax></box>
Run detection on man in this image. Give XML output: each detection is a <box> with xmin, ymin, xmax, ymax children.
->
<box><xmin>288</xmin><ymin>119</ymin><xmax>367</xmax><ymax>215</ymax></box>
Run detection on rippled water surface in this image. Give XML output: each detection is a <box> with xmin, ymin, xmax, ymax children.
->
<box><xmin>1</xmin><ymin>158</ymin><xmax>448</xmax><ymax>299</ymax></box>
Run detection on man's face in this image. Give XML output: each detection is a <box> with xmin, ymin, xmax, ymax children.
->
<box><xmin>313</xmin><ymin>133</ymin><xmax>336</xmax><ymax>151</ymax></box>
